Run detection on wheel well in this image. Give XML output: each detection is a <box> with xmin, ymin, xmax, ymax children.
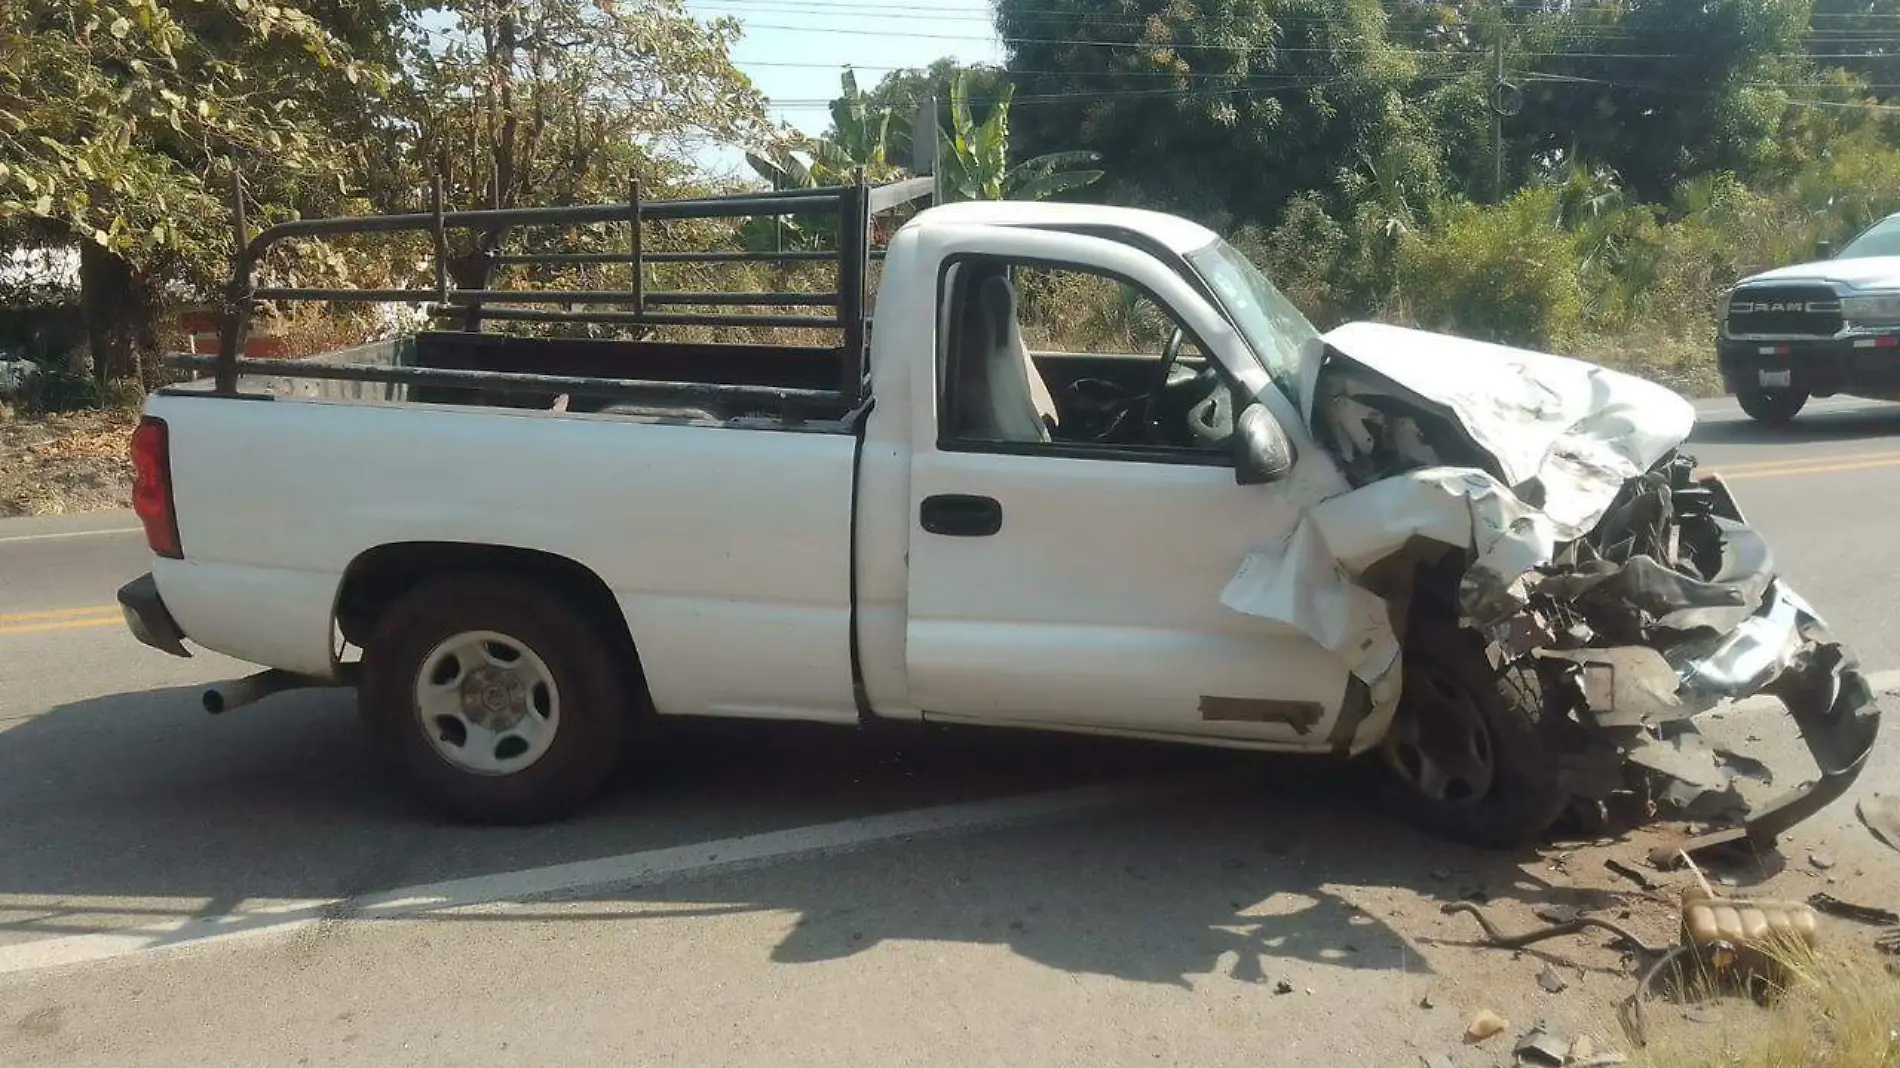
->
<box><xmin>335</xmin><ymin>542</ymin><xmax>645</xmax><ymax>692</ymax></box>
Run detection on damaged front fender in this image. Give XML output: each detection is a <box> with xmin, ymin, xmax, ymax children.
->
<box><xmin>1227</xmin><ymin>321</ymin><xmax>1882</xmax><ymax>851</ymax></box>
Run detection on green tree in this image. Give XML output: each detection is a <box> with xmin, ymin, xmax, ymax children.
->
<box><xmin>0</xmin><ymin>0</ymin><xmax>392</xmax><ymax>383</ymax></box>
<box><xmin>404</xmin><ymin>0</ymin><xmax>774</xmax><ymax>289</ymax></box>
<box><xmin>853</xmin><ymin>58</ymin><xmax>1010</xmax><ymax>167</ymax></box>
<box><xmin>996</xmin><ymin>0</ymin><xmax>1441</xmax><ymax>231</ymax></box>
<box><xmin>1515</xmin><ymin>0</ymin><xmax>1819</xmax><ymax>201</ymax></box>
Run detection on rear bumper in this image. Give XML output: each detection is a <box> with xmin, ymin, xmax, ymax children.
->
<box><xmin>1718</xmin><ymin>335</ymin><xmax>1900</xmax><ymax>396</ymax></box>
<box><xmin>117</xmin><ymin>572</ymin><xmax>191</xmax><ymax>658</ymax></box>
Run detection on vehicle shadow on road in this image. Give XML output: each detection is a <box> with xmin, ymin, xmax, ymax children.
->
<box><xmin>1690</xmin><ymin>403</ymin><xmax>1900</xmax><ymax>446</ymax></box>
<box><xmin>3</xmin><ymin>684</ymin><xmax>1645</xmax><ymax>990</ymax></box>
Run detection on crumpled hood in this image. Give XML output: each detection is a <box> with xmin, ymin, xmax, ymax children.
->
<box><xmin>1737</xmin><ymin>255</ymin><xmax>1900</xmax><ymax>291</ymax></box>
<box><xmin>1314</xmin><ymin>321</ymin><xmax>1696</xmax><ymax>539</ymax></box>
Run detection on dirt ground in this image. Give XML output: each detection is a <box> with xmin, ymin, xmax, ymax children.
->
<box><xmin>0</xmin><ymin>408</ymin><xmax>138</xmax><ymax>519</ymax></box>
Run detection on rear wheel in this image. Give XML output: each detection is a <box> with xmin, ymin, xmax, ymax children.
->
<box><xmin>1736</xmin><ymin>386</ymin><xmax>1808</xmax><ymax>425</ymax></box>
<box><xmin>1375</xmin><ymin>624</ymin><xmax>1572</xmax><ymax>849</ymax></box>
<box><xmin>361</xmin><ymin>574</ymin><xmax>629</xmax><ymax>823</ymax></box>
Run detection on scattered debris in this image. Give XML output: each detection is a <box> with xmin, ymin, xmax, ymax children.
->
<box><xmin>1535</xmin><ymin>964</ymin><xmax>1569</xmax><ymax>994</ymax></box>
<box><xmin>1421</xmin><ymin>1054</ymin><xmax>1459</xmax><ymax>1068</ymax></box>
<box><xmin>1571</xmin><ymin>1054</ymin><xmax>1628</xmax><ymax>1067</ymax></box>
<box><xmin>1604</xmin><ymin>859</ymin><xmax>1658</xmax><ymax>893</ymax></box>
<box><xmin>1441</xmin><ymin>901</ymin><xmax>1667</xmax><ymax>955</ymax></box>
<box><xmin>1568</xmin><ymin>1035</ymin><xmax>1595</xmax><ymax>1062</ymax></box>
<box><xmin>1809</xmin><ymin>851</ymin><xmax>1836</xmax><ymax>871</ymax></box>
<box><xmin>1858</xmin><ymin>794</ymin><xmax>1900</xmax><ymax>854</ymax></box>
<box><xmin>1513</xmin><ymin>1022</ymin><xmax>1569</xmax><ymax>1066</ymax></box>
<box><xmin>1807</xmin><ymin>892</ymin><xmax>1898</xmax><ymax>926</ymax></box>
<box><xmin>1465</xmin><ymin>1010</ymin><xmax>1508</xmax><ymax>1044</ymax></box>
<box><xmin>1534</xmin><ymin>903</ymin><xmax>1581</xmax><ymax>925</ymax></box>
<box><xmin>1273</xmin><ymin>980</ymin><xmax>1294</xmax><ymax>995</ymax></box>
<box><xmin>1713</xmin><ymin>746</ymin><xmax>1774</xmax><ymax>785</ymax></box>
<box><xmin>1418</xmin><ymin>991</ymin><xmax>1436</xmax><ymax>1010</ymax></box>
<box><xmin>1646</xmin><ymin>845</ymin><xmax>1687</xmax><ymax>871</ymax></box>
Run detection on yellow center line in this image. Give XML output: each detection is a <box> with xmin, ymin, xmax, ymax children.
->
<box><xmin>0</xmin><ymin>605</ymin><xmax>121</xmax><ymax>624</ymax></box>
<box><xmin>1712</xmin><ymin>449</ymin><xmax>1900</xmax><ymax>477</ymax></box>
<box><xmin>0</xmin><ymin>616</ymin><xmax>123</xmax><ymax>637</ymax></box>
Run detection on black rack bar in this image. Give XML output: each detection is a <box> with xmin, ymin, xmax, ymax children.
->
<box><xmin>423</xmin><ymin>306</ymin><xmax>840</xmax><ymax>329</ymax></box>
<box><xmin>168</xmin><ymin>354</ymin><xmax>847</xmax><ymax>413</ymax></box>
<box><xmin>642</xmin><ymin>291</ymin><xmax>838</xmax><ymax>307</ymax></box>
<box><xmin>838</xmin><ymin>176</ymin><xmax>870</xmax><ymax>395</ymax></box>
<box><xmin>493</xmin><ymin>250</ymin><xmax>841</xmax><ymax>265</ymax></box>
<box><xmin>628</xmin><ymin>178</ymin><xmax>644</xmax><ymax>316</ymax></box>
<box><xmin>207</xmin><ymin>168</ymin><xmax>935</xmax><ymax>408</ymax></box>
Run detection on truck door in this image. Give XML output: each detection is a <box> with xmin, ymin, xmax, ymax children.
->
<box><xmin>902</xmin><ymin>228</ymin><xmax>1358</xmax><ymax>747</ymax></box>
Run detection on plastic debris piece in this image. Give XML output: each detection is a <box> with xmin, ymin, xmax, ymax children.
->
<box><xmin>1465</xmin><ymin>1010</ymin><xmax>1508</xmax><ymax>1043</ymax></box>
<box><xmin>1514</xmin><ymin>1023</ymin><xmax>1568</xmax><ymax>1066</ymax></box>
<box><xmin>1858</xmin><ymin>794</ymin><xmax>1900</xmax><ymax>854</ymax></box>
<box><xmin>1536</xmin><ymin>964</ymin><xmax>1569</xmax><ymax>994</ymax></box>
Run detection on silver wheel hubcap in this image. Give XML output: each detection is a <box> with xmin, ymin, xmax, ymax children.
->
<box><xmin>414</xmin><ymin>630</ymin><xmax>559</xmax><ymax>776</ymax></box>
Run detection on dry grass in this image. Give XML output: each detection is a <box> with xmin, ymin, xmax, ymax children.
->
<box><xmin>0</xmin><ymin>405</ymin><xmax>139</xmax><ymax>518</ymax></box>
<box><xmin>1637</xmin><ymin>939</ymin><xmax>1900</xmax><ymax>1068</ymax></box>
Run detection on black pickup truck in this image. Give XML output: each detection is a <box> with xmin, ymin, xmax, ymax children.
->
<box><xmin>1718</xmin><ymin>211</ymin><xmax>1900</xmax><ymax>424</ymax></box>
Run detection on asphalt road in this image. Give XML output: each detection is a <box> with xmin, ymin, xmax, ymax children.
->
<box><xmin>4</xmin><ymin>394</ymin><xmax>1900</xmax><ymax>1067</ymax></box>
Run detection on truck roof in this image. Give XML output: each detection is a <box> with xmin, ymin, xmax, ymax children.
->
<box><xmin>906</xmin><ymin>199</ymin><xmax>1222</xmax><ymax>258</ymax></box>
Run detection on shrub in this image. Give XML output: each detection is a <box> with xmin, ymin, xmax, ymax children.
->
<box><xmin>1394</xmin><ymin>188</ymin><xmax>1585</xmax><ymax>349</ymax></box>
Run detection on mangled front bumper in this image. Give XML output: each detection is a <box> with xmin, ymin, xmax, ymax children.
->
<box><xmin>1510</xmin><ymin>472</ymin><xmax>1882</xmax><ymax>855</ymax></box>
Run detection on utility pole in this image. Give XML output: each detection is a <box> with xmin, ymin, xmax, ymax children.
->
<box><xmin>1492</xmin><ymin>34</ymin><xmax>1505</xmax><ymax>204</ymax></box>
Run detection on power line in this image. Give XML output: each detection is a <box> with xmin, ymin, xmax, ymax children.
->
<box><xmin>714</xmin><ymin>15</ymin><xmax>1900</xmax><ymax>61</ymax></box>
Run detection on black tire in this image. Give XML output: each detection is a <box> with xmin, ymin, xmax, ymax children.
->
<box><xmin>1735</xmin><ymin>387</ymin><xmax>1808</xmax><ymax>425</ymax></box>
<box><xmin>360</xmin><ymin>573</ymin><xmax>630</xmax><ymax>823</ymax></box>
<box><xmin>1373</xmin><ymin>623</ymin><xmax>1573</xmax><ymax>849</ymax></box>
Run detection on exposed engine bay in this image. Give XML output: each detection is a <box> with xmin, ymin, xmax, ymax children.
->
<box><xmin>1225</xmin><ymin>321</ymin><xmax>1882</xmax><ymax>854</ymax></box>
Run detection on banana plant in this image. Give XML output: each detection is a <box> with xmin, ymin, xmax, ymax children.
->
<box><xmin>935</xmin><ymin>71</ymin><xmax>1103</xmax><ymax>203</ymax></box>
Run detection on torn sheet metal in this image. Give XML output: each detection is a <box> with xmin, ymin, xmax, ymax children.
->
<box><xmin>1224</xmin><ymin>319</ymin><xmax>1881</xmax><ymax>849</ymax></box>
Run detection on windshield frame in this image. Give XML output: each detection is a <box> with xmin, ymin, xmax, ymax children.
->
<box><xmin>1181</xmin><ymin>237</ymin><xmax>1324</xmax><ymax>415</ymax></box>
<box><xmin>1837</xmin><ymin>215</ymin><xmax>1900</xmax><ymax>260</ymax></box>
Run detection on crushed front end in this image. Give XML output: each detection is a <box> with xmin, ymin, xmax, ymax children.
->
<box><xmin>1479</xmin><ymin>451</ymin><xmax>1882</xmax><ymax>855</ymax></box>
<box><xmin>1263</xmin><ymin>321</ymin><xmax>1884</xmax><ymax>854</ymax></box>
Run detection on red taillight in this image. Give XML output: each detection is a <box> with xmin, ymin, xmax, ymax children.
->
<box><xmin>130</xmin><ymin>416</ymin><xmax>182</xmax><ymax>559</ymax></box>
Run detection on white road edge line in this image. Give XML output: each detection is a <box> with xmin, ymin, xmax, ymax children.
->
<box><xmin>0</xmin><ymin>527</ymin><xmax>141</xmax><ymax>545</ymax></box>
<box><xmin>0</xmin><ymin>776</ymin><xmax>1210</xmax><ymax>980</ymax></box>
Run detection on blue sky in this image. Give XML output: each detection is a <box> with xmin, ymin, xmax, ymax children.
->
<box><xmin>683</xmin><ymin>0</ymin><xmax>1005</xmax><ymax>175</ymax></box>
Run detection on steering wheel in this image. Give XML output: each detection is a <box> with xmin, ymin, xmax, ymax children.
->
<box><xmin>1134</xmin><ymin>326</ymin><xmax>1188</xmax><ymax>443</ymax></box>
<box><xmin>1059</xmin><ymin>327</ymin><xmax>1193</xmax><ymax>444</ymax></box>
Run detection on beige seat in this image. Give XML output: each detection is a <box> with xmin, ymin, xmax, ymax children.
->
<box><xmin>953</xmin><ymin>270</ymin><xmax>1058</xmax><ymax>443</ymax></box>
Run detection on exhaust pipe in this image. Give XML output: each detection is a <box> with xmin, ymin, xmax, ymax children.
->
<box><xmin>202</xmin><ymin>669</ymin><xmax>324</xmax><ymax>715</ymax></box>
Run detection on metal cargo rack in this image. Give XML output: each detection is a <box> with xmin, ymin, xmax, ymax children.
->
<box><xmin>166</xmin><ymin>170</ymin><xmax>941</xmax><ymax>419</ymax></box>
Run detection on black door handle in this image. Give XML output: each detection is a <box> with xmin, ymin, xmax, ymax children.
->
<box><xmin>920</xmin><ymin>494</ymin><xmax>1002</xmax><ymax>537</ymax></box>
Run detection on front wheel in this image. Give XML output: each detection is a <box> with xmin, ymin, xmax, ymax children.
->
<box><xmin>1736</xmin><ymin>386</ymin><xmax>1808</xmax><ymax>425</ymax></box>
<box><xmin>361</xmin><ymin>574</ymin><xmax>630</xmax><ymax>823</ymax></box>
<box><xmin>1374</xmin><ymin>624</ymin><xmax>1573</xmax><ymax>849</ymax></box>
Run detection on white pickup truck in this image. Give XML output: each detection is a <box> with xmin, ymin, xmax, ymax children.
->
<box><xmin>119</xmin><ymin>175</ymin><xmax>1879</xmax><ymax>854</ymax></box>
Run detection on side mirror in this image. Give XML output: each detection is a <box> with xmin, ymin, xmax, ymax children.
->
<box><xmin>1235</xmin><ymin>402</ymin><xmax>1296</xmax><ymax>485</ymax></box>
<box><xmin>1817</xmin><ymin>239</ymin><xmax>1835</xmax><ymax>259</ymax></box>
